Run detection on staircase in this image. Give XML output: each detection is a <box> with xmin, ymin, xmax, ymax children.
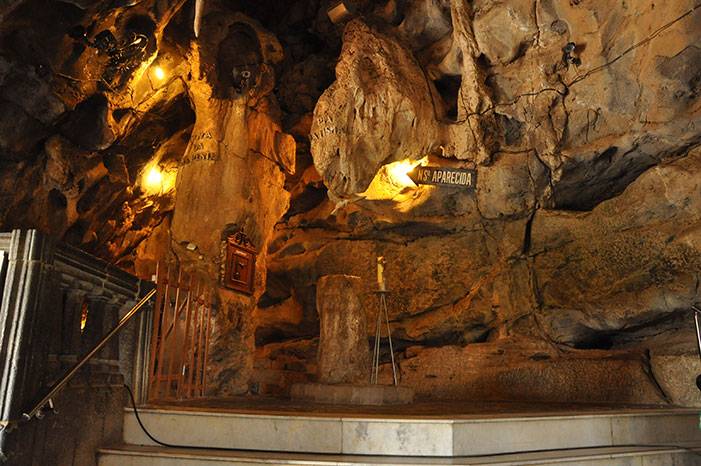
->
<box><xmin>99</xmin><ymin>405</ymin><xmax>701</xmax><ymax>465</ymax></box>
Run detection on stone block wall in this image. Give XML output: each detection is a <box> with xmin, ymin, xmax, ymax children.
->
<box><xmin>0</xmin><ymin>230</ymin><xmax>147</xmax><ymax>465</ymax></box>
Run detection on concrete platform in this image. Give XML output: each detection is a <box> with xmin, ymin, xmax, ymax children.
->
<box><xmin>290</xmin><ymin>382</ymin><xmax>414</xmax><ymax>405</ymax></box>
<box><xmin>99</xmin><ymin>444</ymin><xmax>701</xmax><ymax>465</ymax></box>
<box><xmin>121</xmin><ymin>404</ymin><xmax>701</xmax><ymax>457</ymax></box>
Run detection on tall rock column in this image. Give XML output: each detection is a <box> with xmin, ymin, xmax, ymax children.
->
<box><xmin>171</xmin><ymin>8</ymin><xmax>294</xmax><ymax>395</ymax></box>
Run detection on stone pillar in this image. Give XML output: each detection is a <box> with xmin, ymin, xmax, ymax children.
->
<box><xmin>316</xmin><ymin>275</ymin><xmax>370</xmax><ymax>384</ymax></box>
<box><xmin>169</xmin><ymin>8</ymin><xmax>295</xmax><ymax>396</ymax></box>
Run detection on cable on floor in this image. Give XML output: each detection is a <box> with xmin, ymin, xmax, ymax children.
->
<box><xmin>124</xmin><ymin>384</ymin><xmax>701</xmax><ymax>459</ymax></box>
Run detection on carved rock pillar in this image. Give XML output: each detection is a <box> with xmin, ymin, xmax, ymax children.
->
<box><xmin>316</xmin><ymin>275</ymin><xmax>371</xmax><ymax>384</ymax></box>
<box><xmin>170</xmin><ymin>7</ymin><xmax>294</xmax><ymax>396</ymax></box>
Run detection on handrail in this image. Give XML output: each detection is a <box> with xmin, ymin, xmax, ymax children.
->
<box><xmin>20</xmin><ymin>288</ymin><xmax>157</xmax><ymax>423</ymax></box>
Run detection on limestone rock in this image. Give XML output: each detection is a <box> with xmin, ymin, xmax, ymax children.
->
<box><xmin>60</xmin><ymin>94</ymin><xmax>117</xmax><ymax>151</ymax></box>
<box><xmin>473</xmin><ymin>0</ymin><xmax>536</xmax><ymax>65</ymax></box>
<box><xmin>171</xmin><ymin>13</ymin><xmax>291</xmax><ymax>260</ymax></box>
<box><xmin>311</xmin><ymin>20</ymin><xmax>439</xmax><ymax>197</ymax></box>
<box><xmin>278</xmin><ymin>55</ymin><xmax>334</xmax><ymax>116</ymax></box>
<box><xmin>254</xmin><ymin>295</ymin><xmax>306</xmax><ymax>346</ymax></box>
<box><xmin>650</xmin><ymin>354</ymin><xmax>701</xmax><ymax>407</ymax></box>
<box><xmin>265</xmin><ymin>217</ymin><xmax>527</xmax><ymax>346</ymax></box>
<box><xmin>0</xmin><ymin>58</ymin><xmax>66</xmax><ymax>125</ymax></box>
<box><xmin>395</xmin><ymin>0</ymin><xmax>453</xmax><ymax>53</ymax></box>
<box><xmin>316</xmin><ymin>275</ymin><xmax>371</xmax><ymax>384</ymax></box>
<box><xmin>484</xmin><ymin>0</ymin><xmax>701</xmax><ymax>209</ymax></box>
<box><xmin>169</xmin><ymin>11</ymin><xmax>294</xmax><ymax>395</ymax></box>
<box><xmin>0</xmin><ymin>0</ymin><xmax>194</xmax><ymax>264</ymax></box>
<box><xmin>476</xmin><ymin>151</ymin><xmax>545</xmax><ymax>219</ymax></box>
<box><xmin>0</xmin><ymin>99</ymin><xmax>49</xmax><ymax>159</ymax></box>
<box><xmin>1</xmin><ymin>0</ymin><xmax>701</xmax><ymax>407</ymax></box>
<box><xmin>531</xmin><ymin>148</ymin><xmax>701</xmax><ymax>347</ymax></box>
<box><xmin>261</xmin><ymin>0</ymin><xmax>701</xmax><ymax>404</ymax></box>
<box><xmin>398</xmin><ymin>341</ymin><xmax>667</xmax><ymax>404</ymax></box>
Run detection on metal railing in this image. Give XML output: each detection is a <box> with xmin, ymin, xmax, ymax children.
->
<box><xmin>148</xmin><ymin>263</ymin><xmax>212</xmax><ymax>402</ymax></box>
<box><xmin>15</xmin><ymin>288</ymin><xmax>156</xmax><ymax>426</ymax></box>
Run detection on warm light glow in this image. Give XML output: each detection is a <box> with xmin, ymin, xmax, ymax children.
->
<box><xmin>153</xmin><ymin>65</ymin><xmax>166</xmax><ymax>80</ymax></box>
<box><xmin>361</xmin><ymin>157</ymin><xmax>428</xmax><ymax>201</ymax></box>
<box><xmin>145</xmin><ymin>166</ymin><xmax>163</xmax><ymax>187</ymax></box>
<box><xmin>141</xmin><ymin>163</ymin><xmax>177</xmax><ymax>195</ymax></box>
<box><xmin>161</xmin><ymin>170</ymin><xmax>177</xmax><ymax>192</ymax></box>
<box><xmin>80</xmin><ymin>302</ymin><xmax>88</xmax><ymax>333</ymax></box>
<box><xmin>387</xmin><ymin>159</ymin><xmax>420</xmax><ymax>188</ymax></box>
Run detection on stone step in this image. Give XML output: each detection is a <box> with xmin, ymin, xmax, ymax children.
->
<box><xmin>123</xmin><ymin>407</ymin><xmax>701</xmax><ymax>457</ymax></box>
<box><xmin>99</xmin><ymin>444</ymin><xmax>701</xmax><ymax>466</ymax></box>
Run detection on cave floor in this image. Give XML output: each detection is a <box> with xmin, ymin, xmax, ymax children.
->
<box><xmin>144</xmin><ymin>395</ymin><xmax>694</xmax><ymax>419</ymax></box>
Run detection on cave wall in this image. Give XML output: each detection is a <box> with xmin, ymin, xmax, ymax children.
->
<box><xmin>0</xmin><ymin>0</ymin><xmax>337</xmax><ymax>397</ymax></box>
<box><xmin>0</xmin><ymin>0</ymin><xmax>195</xmax><ymax>268</ymax></box>
<box><xmin>0</xmin><ymin>0</ymin><xmax>699</xmax><ymax>405</ymax></box>
<box><xmin>256</xmin><ymin>0</ymin><xmax>701</xmax><ymax>405</ymax></box>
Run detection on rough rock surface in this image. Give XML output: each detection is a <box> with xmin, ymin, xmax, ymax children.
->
<box><xmin>311</xmin><ymin>20</ymin><xmax>439</xmax><ymax>196</ymax></box>
<box><xmin>1</xmin><ymin>0</ymin><xmax>700</xmax><ymax>405</ymax></box>
<box><xmin>651</xmin><ymin>354</ymin><xmax>701</xmax><ymax>407</ymax></box>
<box><xmin>0</xmin><ymin>0</ymin><xmax>195</xmax><ymax>266</ymax></box>
<box><xmin>316</xmin><ymin>275</ymin><xmax>370</xmax><ymax>384</ymax></box>
<box><xmin>260</xmin><ymin>0</ymin><xmax>701</xmax><ymax>404</ymax></box>
<box><xmin>531</xmin><ymin>151</ymin><xmax>701</xmax><ymax>348</ymax></box>
<box><xmin>167</xmin><ymin>8</ymin><xmax>295</xmax><ymax>396</ymax></box>
<box><xmin>262</xmin><ymin>146</ymin><xmax>701</xmax><ymax>403</ymax></box>
<box><xmin>398</xmin><ymin>341</ymin><xmax>666</xmax><ymax>404</ymax></box>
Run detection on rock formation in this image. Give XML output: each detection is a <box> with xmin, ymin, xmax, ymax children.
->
<box><xmin>169</xmin><ymin>6</ymin><xmax>294</xmax><ymax>395</ymax></box>
<box><xmin>258</xmin><ymin>0</ymin><xmax>701</xmax><ymax>405</ymax></box>
<box><xmin>0</xmin><ymin>0</ymin><xmax>699</xmax><ymax>405</ymax></box>
<box><xmin>315</xmin><ymin>275</ymin><xmax>370</xmax><ymax>384</ymax></box>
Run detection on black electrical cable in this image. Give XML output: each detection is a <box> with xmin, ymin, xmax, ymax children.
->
<box><xmin>124</xmin><ymin>384</ymin><xmax>701</xmax><ymax>460</ymax></box>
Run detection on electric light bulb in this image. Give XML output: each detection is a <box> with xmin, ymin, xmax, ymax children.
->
<box><xmin>141</xmin><ymin>163</ymin><xmax>177</xmax><ymax>196</ymax></box>
<box><xmin>153</xmin><ymin>66</ymin><xmax>165</xmax><ymax>80</ymax></box>
<box><xmin>387</xmin><ymin>160</ymin><xmax>418</xmax><ymax>187</ymax></box>
<box><xmin>360</xmin><ymin>157</ymin><xmax>427</xmax><ymax>200</ymax></box>
<box><xmin>144</xmin><ymin>166</ymin><xmax>163</xmax><ymax>193</ymax></box>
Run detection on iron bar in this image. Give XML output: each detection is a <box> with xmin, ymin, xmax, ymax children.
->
<box><xmin>194</xmin><ymin>285</ymin><xmax>206</xmax><ymax>397</ymax></box>
<box><xmin>147</xmin><ymin>263</ymin><xmax>164</xmax><ymax>400</ymax></box>
<box><xmin>370</xmin><ymin>291</ymin><xmax>398</xmax><ymax>385</ymax></box>
<box><xmin>186</xmin><ymin>275</ymin><xmax>199</xmax><ymax>398</ymax></box>
<box><xmin>201</xmin><ymin>289</ymin><xmax>212</xmax><ymax>396</ymax></box>
<box><xmin>371</xmin><ymin>298</ymin><xmax>382</xmax><ymax>384</ymax></box>
<box><xmin>382</xmin><ymin>294</ymin><xmax>398</xmax><ymax>386</ymax></box>
<box><xmin>154</xmin><ymin>263</ymin><xmax>172</xmax><ymax>399</ymax></box>
<box><xmin>178</xmin><ymin>273</ymin><xmax>194</xmax><ymax>399</ymax></box>
<box><xmin>146</xmin><ymin>264</ymin><xmax>211</xmax><ymax>401</ymax></box>
<box><xmin>165</xmin><ymin>267</ymin><xmax>184</xmax><ymax>399</ymax></box>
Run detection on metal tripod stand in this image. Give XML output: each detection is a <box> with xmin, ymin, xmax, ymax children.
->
<box><xmin>370</xmin><ymin>291</ymin><xmax>398</xmax><ymax>386</ymax></box>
